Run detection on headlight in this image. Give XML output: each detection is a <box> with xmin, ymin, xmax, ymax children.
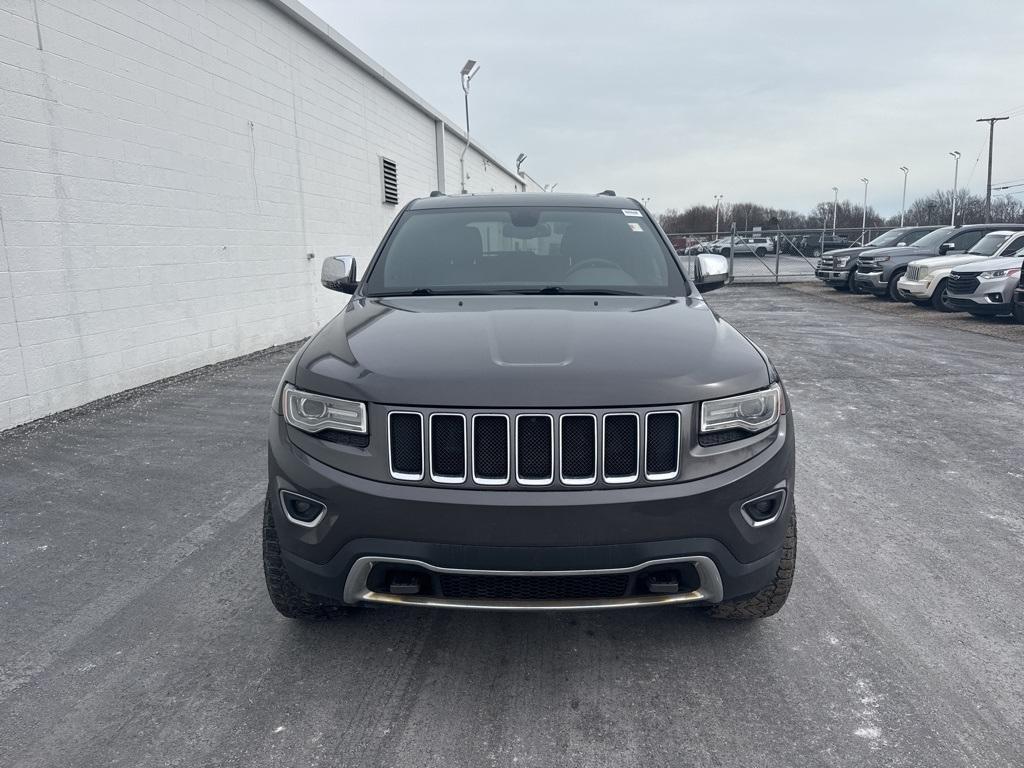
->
<box><xmin>835</xmin><ymin>256</ymin><xmax>849</xmax><ymax>267</ymax></box>
<box><xmin>917</xmin><ymin>267</ymin><xmax>930</xmax><ymax>279</ymax></box>
<box><xmin>980</xmin><ymin>268</ymin><xmax>1020</xmax><ymax>279</ymax></box>
<box><xmin>873</xmin><ymin>255</ymin><xmax>890</xmax><ymax>262</ymax></box>
<box><xmin>700</xmin><ymin>384</ymin><xmax>782</xmax><ymax>434</ymax></box>
<box><xmin>282</xmin><ymin>385</ymin><xmax>367</xmax><ymax>434</ymax></box>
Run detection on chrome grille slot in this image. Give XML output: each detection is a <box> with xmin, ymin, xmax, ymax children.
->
<box><xmin>906</xmin><ymin>265</ymin><xmax>921</xmax><ymax>281</ymax></box>
<box><xmin>645</xmin><ymin>411</ymin><xmax>680</xmax><ymax>480</ymax></box>
<box><xmin>388</xmin><ymin>412</ymin><xmax>424</xmax><ymax>480</ymax></box>
<box><xmin>603</xmin><ymin>413</ymin><xmax>639</xmax><ymax>483</ymax></box>
<box><xmin>387</xmin><ymin>407</ymin><xmax>681</xmax><ymax>487</ymax></box>
<box><xmin>559</xmin><ymin>414</ymin><xmax>597</xmax><ymax>485</ymax></box>
<box><xmin>430</xmin><ymin>413</ymin><xmax>466</xmax><ymax>483</ymax></box>
<box><xmin>516</xmin><ymin>414</ymin><xmax>554</xmax><ymax>484</ymax></box>
<box><xmin>472</xmin><ymin>414</ymin><xmax>509</xmax><ymax>484</ymax></box>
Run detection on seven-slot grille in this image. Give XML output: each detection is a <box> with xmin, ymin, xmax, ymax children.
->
<box><xmin>388</xmin><ymin>409</ymin><xmax>681</xmax><ymax>487</ymax></box>
<box><xmin>947</xmin><ymin>272</ymin><xmax>980</xmax><ymax>294</ymax></box>
<box><xmin>905</xmin><ymin>265</ymin><xmax>923</xmax><ymax>281</ymax></box>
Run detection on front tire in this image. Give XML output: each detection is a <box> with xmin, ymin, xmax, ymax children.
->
<box><xmin>708</xmin><ymin>509</ymin><xmax>796</xmax><ymax>620</ymax></box>
<box><xmin>263</xmin><ymin>489</ymin><xmax>348</xmax><ymax>620</ymax></box>
<box><xmin>755</xmin><ymin>248</ymin><xmax>767</xmax><ymax>259</ymax></box>
<box><xmin>847</xmin><ymin>271</ymin><xmax>862</xmax><ymax>294</ymax></box>
<box><xmin>1013</xmin><ymin>301</ymin><xmax>1024</xmax><ymax>324</ymax></box>
<box><xmin>887</xmin><ymin>270</ymin><xmax>906</xmax><ymax>301</ymax></box>
<box><xmin>930</xmin><ymin>278</ymin><xmax>955</xmax><ymax>312</ymax></box>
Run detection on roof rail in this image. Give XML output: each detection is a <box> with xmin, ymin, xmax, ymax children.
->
<box><xmin>597</xmin><ymin>189</ymin><xmax>617</xmax><ymax>197</ymax></box>
<box><xmin>428</xmin><ymin>190</ymin><xmax>446</xmax><ymax>197</ymax></box>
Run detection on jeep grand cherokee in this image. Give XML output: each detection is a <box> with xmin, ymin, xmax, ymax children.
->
<box><xmin>263</xmin><ymin>193</ymin><xmax>796</xmax><ymax>620</ymax></box>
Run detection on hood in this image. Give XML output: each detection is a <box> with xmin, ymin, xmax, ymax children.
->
<box><xmin>825</xmin><ymin>245</ymin><xmax>872</xmax><ymax>259</ymax></box>
<box><xmin>295</xmin><ymin>295</ymin><xmax>770</xmax><ymax>408</ymax></box>
<box><xmin>860</xmin><ymin>244</ymin><xmax>932</xmax><ymax>264</ymax></box>
<box><xmin>910</xmin><ymin>253</ymin><xmax>991</xmax><ymax>270</ymax></box>
<box><xmin>952</xmin><ymin>255</ymin><xmax>1024</xmax><ymax>275</ymax></box>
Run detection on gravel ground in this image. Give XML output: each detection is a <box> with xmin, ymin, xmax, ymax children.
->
<box><xmin>1</xmin><ymin>284</ymin><xmax>1023</xmax><ymax>767</ymax></box>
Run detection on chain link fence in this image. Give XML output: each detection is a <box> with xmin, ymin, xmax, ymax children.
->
<box><xmin>666</xmin><ymin>224</ymin><xmax>888</xmax><ymax>283</ymax></box>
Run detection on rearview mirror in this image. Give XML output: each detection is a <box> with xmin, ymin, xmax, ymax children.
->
<box><xmin>321</xmin><ymin>255</ymin><xmax>358</xmax><ymax>294</ymax></box>
<box><xmin>693</xmin><ymin>253</ymin><xmax>729</xmax><ymax>292</ymax></box>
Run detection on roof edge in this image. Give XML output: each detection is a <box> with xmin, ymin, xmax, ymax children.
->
<box><xmin>263</xmin><ymin>0</ymin><xmax>523</xmax><ymax>186</ymax></box>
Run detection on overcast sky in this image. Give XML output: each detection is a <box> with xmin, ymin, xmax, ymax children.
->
<box><xmin>304</xmin><ymin>0</ymin><xmax>1024</xmax><ymax>217</ymax></box>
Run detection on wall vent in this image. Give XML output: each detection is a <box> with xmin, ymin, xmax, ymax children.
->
<box><xmin>380</xmin><ymin>157</ymin><xmax>398</xmax><ymax>204</ymax></box>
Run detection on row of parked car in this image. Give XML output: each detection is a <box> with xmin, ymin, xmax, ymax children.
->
<box><xmin>683</xmin><ymin>232</ymin><xmax>853</xmax><ymax>259</ymax></box>
<box><xmin>814</xmin><ymin>223</ymin><xmax>1024</xmax><ymax>322</ymax></box>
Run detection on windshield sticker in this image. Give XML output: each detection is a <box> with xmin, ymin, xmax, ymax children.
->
<box><xmin>623</xmin><ymin>209</ymin><xmax>643</xmax><ymax>217</ymax></box>
<box><xmin>628</xmin><ymin>222</ymin><xmax>643</xmax><ymax>232</ymax></box>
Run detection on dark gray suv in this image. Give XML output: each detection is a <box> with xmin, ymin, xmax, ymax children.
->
<box><xmin>264</xmin><ymin>193</ymin><xmax>796</xmax><ymax>620</ymax></box>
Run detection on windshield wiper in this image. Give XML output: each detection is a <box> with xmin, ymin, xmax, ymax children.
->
<box><xmin>371</xmin><ymin>288</ymin><xmax>497</xmax><ymax>297</ymax></box>
<box><xmin>500</xmin><ymin>287</ymin><xmax>641</xmax><ymax>296</ymax></box>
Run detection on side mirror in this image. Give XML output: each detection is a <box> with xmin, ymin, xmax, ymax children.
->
<box><xmin>693</xmin><ymin>253</ymin><xmax>729</xmax><ymax>292</ymax></box>
<box><xmin>938</xmin><ymin>242</ymin><xmax>956</xmax><ymax>256</ymax></box>
<box><xmin>896</xmin><ymin>241</ymin><xmax>907</xmax><ymax>246</ymax></box>
<box><xmin>321</xmin><ymin>255</ymin><xmax>358</xmax><ymax>294</ymax></box>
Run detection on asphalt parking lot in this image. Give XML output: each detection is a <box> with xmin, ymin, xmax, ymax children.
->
<box><xmin>2</xmin><ymin>284</ymin><xmax>1023</xmax><ymax>767</ymax></box>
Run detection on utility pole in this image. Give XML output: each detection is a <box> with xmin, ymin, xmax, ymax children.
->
<box><xmin>949</xmin><ymin>151</ymin><xmax>960</xmax><ymax>225</ymax></box>
<box><xmin>713</xmin><ymin>194</ymin><xmax>723</xmax><ymax>238</ymax></box>
<box><xmin>977</xmin><ymin>116</ymin><xmax>1009</xmax><ymax>223</ymax></box>
<box><xmin>899</xmin><ymin>167</ymin><xmax>909</xmax><ymax>227</ymax></box>
<box><xmin>831</xmin><ymin>186</ymin><xmax>838</xmax><ymax>235</ymax></box>
<box><xmin>860</xmin><ymin>178</ymin><xmax>869</xmax><ymax>244</ymax></box>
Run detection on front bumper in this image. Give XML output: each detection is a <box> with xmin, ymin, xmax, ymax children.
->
<box><xmin>896</xmin><ymin>276</ymin><xmax>932</xmax><ymax>299</ymax></box>
<box><xmin>945</xmin><ymin>276</ymin><xmax>1018</xmax><ymax>315</ymax></box>
<box><xmin>854</xmin><ymin>269</ymin><xmax>888</xmax><ymax>295</ymax></box>
<box><xmin>268</xmin><ymin>412</ymin><xmax>795</xmax><ymax>608</ymax></box>
<box><xmin>814</xmin><ymin>268</ymin><xmax>851</xmax><ymax>286</ymax></box>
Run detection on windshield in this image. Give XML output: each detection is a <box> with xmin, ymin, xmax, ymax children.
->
<box><xmin>362</xmin><ymin>206</ymin><xmax>686</xmax><ymax>296</ymax></box>
<box><xmin>867</xmin><ymin>227</ymin><xmax>919</xmax><ymax>247</ymax></box>
<box><xmin>909</xmin><ymin>227</ymin><xmax>957</xmax><ymax>250</ymax></box>
<box><xmin>966</xmin><ymin>232</ymin><xmax>1011</xmax><ymax>256</ymax></box>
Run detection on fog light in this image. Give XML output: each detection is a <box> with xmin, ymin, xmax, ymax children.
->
<box><xmin>740</xmin><ymin>490</ymin><xmax>786</xmax><ymax>527</ymax></box>
<box><xmin>987</xmin><ymin>293</ymin><xmax>1002</xmax><ymax>303</ymax></box>
<box><xmin>280</xmin><ymin>490</ymin><xmax>327</xmax><ymax>527</ymax></box>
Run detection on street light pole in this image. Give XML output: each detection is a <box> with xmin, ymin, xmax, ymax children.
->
<box><xmin>976</xmin><ymin>116</ymin><xmax>1009</xmax><ymax>223</ymax></box>
<box><xmin>831</xmin><ymin>186</ymin><xmax>839</xmax><ymax>235</ymax></box>
<box><xmin>949</xmin><ymin>150</ymin><xmax>960</xmax><ymax>225</ymax></box>
<box><xmin>899</xmin><ymin>166</ymin><xmax>909</xmax><ymax>227</ymax></box>
<box><xmin>860</xmin><ymin>177</ymin><xmax>869</xmax><ymax>244</ymax></box>
<box><xmin>458</xmin><ymin>59</ymin><xmax>480</xmax><ymax>194</ymax></box>
<box><xmin>713</xmin><ymin>194</ymin><xmax>723</xmax><ymax>238</ymax></box>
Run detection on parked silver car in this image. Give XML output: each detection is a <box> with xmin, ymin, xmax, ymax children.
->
<box><xmin>945</xmin><ymin>237</ymin><xmax>1024</xmax><ymax>317</ymax></box>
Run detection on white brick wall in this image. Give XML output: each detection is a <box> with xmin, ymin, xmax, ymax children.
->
<box><xmin>0</xmin><ymin>0</ymin><xmax>528</xmax><ymax>431</ymax></box>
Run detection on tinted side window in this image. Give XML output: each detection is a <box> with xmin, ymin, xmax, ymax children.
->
<box><xmin>1003</xmin><ymin>234</ymin><xmax>1024</xmax><ymax>256</ymax></box>
<box><xmin>950</xmin><ymin>230</ymin><xmax>985</xmax><ymax>251</ymax></box>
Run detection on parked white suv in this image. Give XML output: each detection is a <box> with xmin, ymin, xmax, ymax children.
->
<box><xmin>946</xmin><ymin>247</ymin><xmax>1024</xmax><ymax>317</ymax></box>
<box><xmin>897</xmin><ymin>231</ymin><xmax>1024</xmax><ymax>311</ymax></box>
<box><xmin>717</xmin><ymin>236</ymin><xmax>774</xmax><ymax>258</ymax></box>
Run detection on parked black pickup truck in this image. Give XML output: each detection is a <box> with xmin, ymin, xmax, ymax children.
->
<box><xmin>814</xmin><ymin>226</ymin><xmax>939</xmax><ymax>292</ymax></box>
<box><xmin>263</xmin><ymin>193</ymin><xmax>797</xmax><ymax>621</ymax></box>
<box><xmin>854</xmin><ymin>224</ymin><xmax>1024</xmax><ymax>300</ymax></box>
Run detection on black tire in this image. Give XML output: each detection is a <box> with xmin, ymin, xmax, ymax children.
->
<box><xmin>720</xmin><ymin>248</ymin><xmax>730</xmax><ymax>258</ymax></box>
<box><xmin>887</xmin><ymin>270</ymin><xmax>906</xmax><ymax>301</ymax></box>
<box><xmin>1012</xmin><ymin>302</ymin><xmax>1024</xmax><ymax>323</ymax></box>
<box><xmin>707</xmin><ymin>509</ymin><xmax>796</xmax><ymax>620</ymax></box>
<box><xmin>930</xmin><ymin>278</ymin><xmax>955</xmax><ymax>312</ymax></box>
<box><xmin>848</xmin><ymin>271</ymin><xmax>862</xmax><ymax>294</ymax></box>
<box><xmin>755</xmin><ymin>248</ymin><xmax>767</xmax><ymax>259</ymax></box>
<box><xmin>263</xmin><ymin>489</ymin><xmax>348</xmax><ymax>620</ymax></box>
